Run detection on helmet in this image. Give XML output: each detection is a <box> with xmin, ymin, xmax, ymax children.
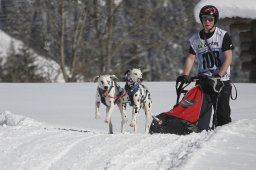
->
<box><xmin>199</xmin><ymin>5</ymin><xmax>219</xmax><ymax>24</ymax></box>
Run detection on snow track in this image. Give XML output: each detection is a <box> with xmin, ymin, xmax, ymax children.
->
<box><xmin>0</xmin><ymin>124</ymin><xmax>214</xmax><ymax>170</ymax></box>
<box><xmin>1</xmin><ymin>112</ymin><xmax>256</xmax><ymax>170</ymax></box>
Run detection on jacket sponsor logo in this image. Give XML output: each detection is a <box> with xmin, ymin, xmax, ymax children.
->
<box><xmin>198</xmin><ymin>41</ymin><xmax>219</xmax><ymax>48</ymax></box>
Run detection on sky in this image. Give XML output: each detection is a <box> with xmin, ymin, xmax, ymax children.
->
<box><xmin>0</xmin><ymin>82</ymin><xmax>256</xmax><ymax>170</ymax></box>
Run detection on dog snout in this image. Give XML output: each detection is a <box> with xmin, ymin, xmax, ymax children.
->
<box><xmin>104</xmin><ymin>86</ymin><xmax>108</xmax><ymax>90</ymax></box>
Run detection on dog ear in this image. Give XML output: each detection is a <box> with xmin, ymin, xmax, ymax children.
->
<box><xmin>93</xmin><ymin>76</ymin><xmax>100</xmax><ymax>82</ymax></box>
<box><xmin>124</xmin><ymin>69</ymin><xmax>131</xmax><ymax>76</ymax></box>
<box><xmin>110</xmin><ymin>75</ymin><xmax>118</xmax><ymax>80</ymax></box>
<box><xmin>124</xmin><ymin>69</ymin><xmax>131</xmax><ymax>81</ymax></box>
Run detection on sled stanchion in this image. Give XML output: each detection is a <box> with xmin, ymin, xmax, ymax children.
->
<box><xmin>176</xmin><ymin>82</ymin><xmax>185</xmax><ymax>104</ymax></box>
<box><xmin>152</xmin><ymin>115</ymin><xmax>162</xmax><ymax>125</ymax></box>
<box><xmin>175</xmin><ymin>76</ymin><xmax>200</xmax><ymax>104</ymax></box>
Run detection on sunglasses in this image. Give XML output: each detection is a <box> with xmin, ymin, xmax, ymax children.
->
<box><xmin>202</xmin><ymin>16</ymin><xmax>214</xmax><ymax>22</ymax></box>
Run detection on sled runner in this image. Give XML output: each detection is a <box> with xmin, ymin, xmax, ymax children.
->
<box><xmin>149</xmin><ymin>76</ymin><xmax>223</xmax><ymax>135</ymax></box>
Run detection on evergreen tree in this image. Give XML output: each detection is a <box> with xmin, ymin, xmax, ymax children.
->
<box><xmin>1</xmin><ymin>42</ymin><xmax>45</xmax><ymax>82</ymax></box>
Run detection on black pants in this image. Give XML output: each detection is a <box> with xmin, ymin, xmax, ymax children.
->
<box><xmin>198</xmin><ymin>79</ymin><xmax>232</xmax><ymax>127</ymax></box>
<box><xmin>214</xmin><ymin>81</ymin><xmax>232</xmax><ymax>126</ymax></box>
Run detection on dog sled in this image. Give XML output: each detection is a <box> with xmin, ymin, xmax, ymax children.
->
<box><xmin>149</xmin><ymin>76</ymin><xmax>225</xmax><ymax>135</ymax></box>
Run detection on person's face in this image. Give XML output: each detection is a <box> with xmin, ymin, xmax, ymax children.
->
<box><xmin>202</xmin><ymin>15</ymin><xmax>215</xmax><ymax>32</ymax></box>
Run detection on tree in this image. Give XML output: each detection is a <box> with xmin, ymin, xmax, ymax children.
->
<box><xmin>1</xmin><ymin>41</ymin><xmax>44</xmax><ymax>82</ymax></box>
<box><xmin>1</xmin><ymin>0</ymin><xmax>203</xmax><ymax>82</ymax></box>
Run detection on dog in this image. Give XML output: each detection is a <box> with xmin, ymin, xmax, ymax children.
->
<box><xmin>123</xmin><ymin>68</ymin><xmax>152</xmax><ymax>133</ymax></box>
<box><xmin>94</xmin><ymin>75</ymin><xmax>128</xmax><ymax>134</ymax></box>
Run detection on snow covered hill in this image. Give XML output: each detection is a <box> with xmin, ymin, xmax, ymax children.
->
<box><xmin>0</xmin><ymin>30</ymin><xmax>64</xmax><ymax>82</ymax></box>
<box><xmin>0</xmin><ymin>82</ymin><xmax>256</xmax><ymax>170</ymax></box>
<box><xmin>1</xmin><ymin>111</ymin><xmax>255</xmax><ymax>170</ymax></box>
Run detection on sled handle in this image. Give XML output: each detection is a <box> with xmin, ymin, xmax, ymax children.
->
<box><xmin>190</xmin><ymin>76</ymin><xmax>224</xmax><ymax>93</ymax></box>
<box><xmin>175</xmin><ymin>76</ymin><xmax>200</xmax><ymax>103</ymax></box>
<box><xmin>210</xmin><ymin>77</ymin><xmax>224</xmax><ymax>93</ymax></box>
<box><xmin>175</xmin><ymin>76</ymin><xmax>224</xmax><ymax>104</ymax></box>
<box><xmin>175</xmin><ymin>81</ymin><xmax>190</xmax><ymax>104</ymax></box>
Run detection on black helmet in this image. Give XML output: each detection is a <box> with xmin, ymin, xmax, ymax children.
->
<box><xmin>199</xmin><ymin>5</ymin><xmax>219</xmax><ymax>24</ymax></box>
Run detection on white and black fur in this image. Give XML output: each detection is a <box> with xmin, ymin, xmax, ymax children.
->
<box><xmin>94</xmin><ymin>75</ymin><xmax>128</xmax><ymax>134</ymax></box>
<box><xmin>124</xmin><ymin>68</ymin><xmax>152</xmax><ymax>133</ymax></box>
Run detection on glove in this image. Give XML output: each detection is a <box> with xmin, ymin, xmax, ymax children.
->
<box><xmin>176</xmin><ymin>75</ymin><xmax>190</xmax><ymax>84</ymax></box>
<box><xmin>211</xmin><ymin>74</ymin><xmax>224</xmax><ymax>93</ymax></box>
<box><xmin>212</xmin><ymin>73</ymin><xmax>221</xmax><ymax>79</ymax></box>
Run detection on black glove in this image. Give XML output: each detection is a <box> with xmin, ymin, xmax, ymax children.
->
<box><xmin>211</xmin><ymin>74</ymin><xmax>224</xmax><ymax>93</ymax></box>
<box><xmin>176</xmin><ymin>75</ymin><xmax>190</xmax><ymax>84</ymax></box>
<box><xmin>213</xmin><ymin>74</ymin><xmax>221</xmax><ymax>78</ymax></box>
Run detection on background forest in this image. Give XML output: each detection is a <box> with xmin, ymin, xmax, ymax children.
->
<box><xmin>0</xmin><ymin>0</ymin><xmax>238</xmax><ymax>82</ymax></box>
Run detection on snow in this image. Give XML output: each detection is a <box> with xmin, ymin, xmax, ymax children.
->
<box><xmin>195</xmin><ymin>0</ymin><xmax>256</xmax><ymax>22</ymax></box>
<box><xmin>0</xmin><ymin>30</ymin><xmax>23</xmax><ymax>59</ymax></box>
<box><xmin>0</xmin><ymin>82</ymin><xmax>256</xmax><ymax>170</ymax></box>
<box><xmin>0</xmin><ymin>1</ymin><xmax>256</xmax><ymax>168</ymax></box>
<box><xmin>0</xmin><ymin>30</ymin><xmax>64</xmax><ymax>82</ymax></box>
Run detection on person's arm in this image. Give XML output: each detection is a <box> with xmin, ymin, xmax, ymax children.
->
<box><xmin>218</xmin><ymin>33</ymin><xmax>233</xmax><ymax>77</ymax></box>
<box><xmin>182</xmin><ymin>53</ymin><xmax>195</xmax><ymax>76</ymax></box>
<box><xmin>218</xmin><ymin>49</ymin><xmax>232</xmax><ymax>77</ymax></box>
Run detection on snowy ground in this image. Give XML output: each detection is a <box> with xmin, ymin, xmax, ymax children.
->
<box><xmin>0</xmin><ymin>82</ymin><xmax>256</xmax><ymax>170</ymax></box>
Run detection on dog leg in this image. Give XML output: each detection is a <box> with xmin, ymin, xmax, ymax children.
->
<box><xmin>118</xmin><ymin>103</ymin><xmax>128</xmax><ymax>133</ymax></box>
<box><xmin>105</xmin><ymin>102</ymin><xmax>114</xmax><ymax>123</ymax></box>
<box><xmin>105</xmin><ymin>106</ymin><xmax>110</xmax><ymax>123</ymax></box>
<box><xmin>144</xmin><ymin>100</ymin><xmax>152</xmax><ymax>133</ymax></box>
<box><xmin>95</xmin><ymin>101</ymin><xmax>101</xmax><ymax>119</ymax></box>
<box><xmin>109</xmin><ymin>119</ymin><xmax>113</xmax><ymax>134</ymax></box>
<box><xmin>129</xmin><ymin>91</ymin><xmax>142</xmax><ymax>133</ymax></box>
<box><xmin>130</xmin><ymin>106</ymin><xmax>139</xmax><ymax>133</ymax></box>
<box><xmin>95</xmin><ymin>91</ymin><xmax>101</xmax><ymax>119</ymax></box>
<box><xmin>130</xmin><ymin>115</ymin><xmax>138</xmax><ymax>133</ymax></box>
<box><xmin>144</xmin><ymin>108</ymin><xmax>152</xmax><ymax>134</ymax></box>
<box><xmin>105</xmin><ymin>106</ymin><xmax>114</xmax><ymax>134</ymax></box>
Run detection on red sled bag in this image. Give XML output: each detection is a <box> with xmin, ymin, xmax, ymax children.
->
<box><xmin>149</xmin><ymin>77</ymin><xmax>216</xmax><ymax>135</ymax></box>
<box><xmin>163</xmin><ymin>85</ymin><xmax>202</xmax><ymax>124</ymax></box>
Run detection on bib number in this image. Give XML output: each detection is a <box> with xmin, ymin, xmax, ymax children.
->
<box><xmin>202</xmin><ymin>51</ymin><xmax>221</xmax><ymax>69</ymax></box>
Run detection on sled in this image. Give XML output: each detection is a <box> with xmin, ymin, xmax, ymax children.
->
<box><xmin>149</xmin><ymin>76</ymin><xmax>222</xmax><ymax>135</ymax></box>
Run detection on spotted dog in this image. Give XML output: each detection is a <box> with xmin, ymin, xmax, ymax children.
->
<box><xmin>124</xmin><ymin>68</ymin><xmax>152</xmax><ymax>133</ymax></box>
<box><xmin>94</xmin><ymin>75</ymin><xmax>128</xmax><ymax>134</ymax></box>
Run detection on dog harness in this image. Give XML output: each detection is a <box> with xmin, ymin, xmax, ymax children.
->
<box><xmin>98</xmin><ymin>81</ymin><xmax>125</xmax><ymax>106</ymax></box>
<box><xmin>125</xmin><ymin>83</ymin><xmax>149</xmax><ymax>106</ymax></box>
<box><xmin>125</xmin><ymin>83</ymin><xmax>140</xmax><ymax>96</ymax></box>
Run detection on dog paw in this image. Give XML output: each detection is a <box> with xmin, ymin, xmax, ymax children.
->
<box><xmin>123</xmin><ymin>116</ymin><xmax>128</xmax><ymax>123</ymax></box>
<box><xmin>105</xmin><ymin>118</ymin><xmax>110</xmax><ymax>123</ymax></box>
<box><xmin>130</xmin><ymin>122</ymin><xmax>135</xmax><ymax>127</ymax></box>
<box><xmin>95</xmin><ymin>114</ymin><xmax>100</xmax><ymax>119</ymax></box>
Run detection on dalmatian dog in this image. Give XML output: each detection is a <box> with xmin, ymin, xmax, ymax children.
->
<box><xmin>94</xmin><ymin>75</ymin><xmax>128</xmax><ymax>134</ymax></box>
<box><xmin>124</xmin><ymin>68</ymin><xmax>152</xmax><ymax>133</ymax></box>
